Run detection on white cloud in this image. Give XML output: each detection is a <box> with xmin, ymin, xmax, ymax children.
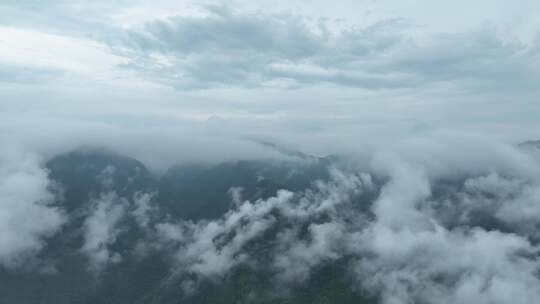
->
<box><xmin>81</xmin><ymin>192</ymin><xmax>127</xmax><ymax>270</ymax></box>
<box><xmin>354</xmin><ymin>225</ymin><xmax>540</xmax><ymax>304</ymax></box>
<box><xmin>131</xmin><ymin>192</ymin><xmax>155</xmax><ymax>228</ymax></box>
<box><xmin>274</xmin><ymin>222</ymin><xmax>345</xmax><ymax>283</ymax></box>
<box><xmin>0</xmin><ymin>26</ymin><xmax>127</xmax><ymax>80</ymax></box>
<box><xmin>0</xmin><ymin>145</ymin><xmax>65</xmax><ymax>268</ymax></box>
<box><xmin>347</xmin><ymin>141</ymin><xmax>540</xmax><ymax>303</ymax></box>
<box><xmin>1</xmin><ymin>2</ymin><xmax>539</xmax><ymax>163</ymax></box>
<box><xmin>142</xmin><ymin>137</ymin><xmax>540</xmax><ymax>301</ymax></box>
<box><xmin>166</xmin><ymin>190</ymin><xmax>292</xmax><ymax>278</ymax></box>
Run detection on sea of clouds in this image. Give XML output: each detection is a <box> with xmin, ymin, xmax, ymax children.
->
<box><xmin>1</xmin><ymin>134</ymin><xmax>539</xmax><ymax>304</ymax></box>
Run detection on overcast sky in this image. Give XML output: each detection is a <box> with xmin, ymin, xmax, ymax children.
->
<box><xmin>1</xmin><ymin>0</ymin><xmax>539</xmax><ymax>165</ymax></box>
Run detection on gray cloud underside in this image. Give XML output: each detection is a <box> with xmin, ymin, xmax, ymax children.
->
<box><xmin>115</xmin><ymin>6</ymin><xmax>540</xmax><ymax>92</ymax></box>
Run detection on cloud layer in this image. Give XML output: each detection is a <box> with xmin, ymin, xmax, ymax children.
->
<box><xmin>1</xmin><ymin>1</ymin><xmax>540</xmax><ymax>150</ymax></box>
<box><xmin>1</xmin><ymin>135</ymin><xmax>540</xmax><ymax>304</ymax></box>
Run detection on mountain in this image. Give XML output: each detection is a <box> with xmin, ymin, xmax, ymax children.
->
<box><xmin>0</xmin><ymin>148</ymin><xmax>376</xmax><ymax>304</ymax></box>
<box><xmin>4</xmin><ymin>141</ymin><xmax>537</xmax><ymax>304</ymax></box>
<box><xmin>519</xmin><ymin>140</ymin><xmax>540</xmax><ymax>149</ymax></box>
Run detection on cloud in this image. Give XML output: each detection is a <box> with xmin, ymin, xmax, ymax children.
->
<box><xmin>387</xmin><ymin>26</ymin><xmax>540</xmax><ymax>96</ymax></box>
<box><xmin>116</xmin><ymin>8</ymin><xmax>414</xmax><ymax>89</ymax></box>
<box><xmin>81</xmin><ymin>192</ymin><xmax>128</xmax><ymax>270</ymax></box>
<box><xmin>353</xmin><ymin>189</ymin><xmax>539</xmax><ymax>303</ymax></box>
<box><xmin>111</xmin><ymin>6</ymin><xmax>540</xmax><ymax>94</ymax></box>
<box><xmin>2</xmin><ymin>129</ymin><xmax>540</xmax><ymax>302</ymax></box>
<box><xmin>0</xmin><ymin>63</ymin><xmax>62</xmax><ymax>84</ymax></box>
<box><xmin>6</xmin><ymin>1</ymin><xmax>540</xmax><ymax>97</ymax></box>
<box><xmin>273</xmin><ymin>221</ymin><xmax>346</xmax><ymax>283</ymax></box>
<box><xmin>345</xmin><ymin>140</ymin><xmax>540</xmax><ymax>303</ymax></box>
<box><xmin>150</xmin><ymin>168</ymin><xmax>370</xmax><ymax>285</ymax></box>
<box><xmin>354</xmin><ymin>225</ymin><xmax>540</xmax><ymax>304</ymax></box>
<box><xmin>1</xmin><ymin>2</ymin><xmax>540</xmax><ymax>162</ymax></box>
<box><xmin>0</xmin><ymin>145</ymin><xmax>65</xmax><ymax>268</ymax></box>
<box><xmin>129</xmin><ymin>137</ymin><xmax>540</xmax><ymax>302</ymax></box>
<box><xmin>159</xmin><ymin>190</ymin><xmax>293</xmax><ymax>278</ymax></box>
<box><xmin>131</xmin><ymin>191</ymin><xmax>155</xmax><ymax>228</ymax></box>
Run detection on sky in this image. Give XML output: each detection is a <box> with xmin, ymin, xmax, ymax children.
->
<box><xmin>1</xmin><ymin>0</ymin><xmax>540</xmax><ymax>167</ymax></box>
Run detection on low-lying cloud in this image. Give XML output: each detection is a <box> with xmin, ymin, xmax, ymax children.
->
<box><xmin>146</xmin><ymin>138</ymin><xmax>540</xmax><ymax>302</ymax></box>
<box><xmin>1</xmin><ymin>135</ymin><xmax>540</xmax><ymax>303</ymax></box>
<box><xmin>0</xmin><ymin>146</ymin><xmax>65</xmax><ymax>268</ymax></box>
<box><xmin>81</xmin><ymin>192</ymin><xmax>128</xmax><ymax>270</ymax></box>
